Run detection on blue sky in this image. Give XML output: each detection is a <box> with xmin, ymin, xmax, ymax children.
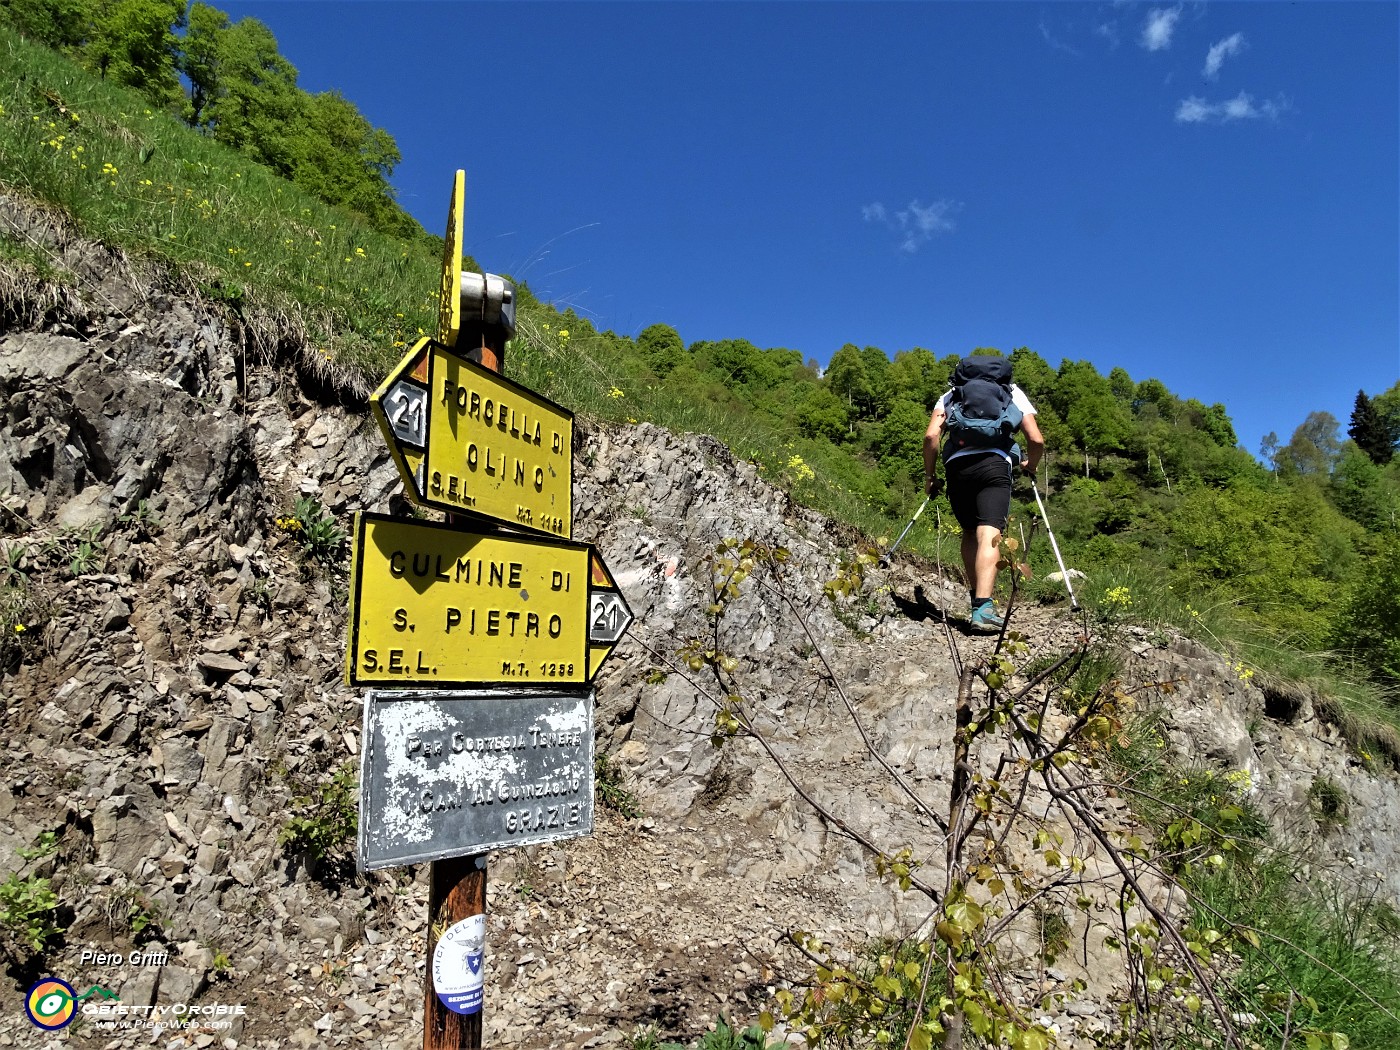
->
<box><xmin>215</xmin><ymin>1</ymin><xmax>1398</xmax><ymax>455</ymax></box>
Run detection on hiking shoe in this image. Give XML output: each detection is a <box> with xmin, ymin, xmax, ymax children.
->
<box><xmin>970</xmin><ymin>603</ymin><xmax>1005</xmax><ymax>633</ymax></box>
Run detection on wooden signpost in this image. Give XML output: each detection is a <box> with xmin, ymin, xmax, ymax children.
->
<box><xmin>347</xmin><ymin>171</ymin><xmax>631</xmax><ymax>1049</ymax></box>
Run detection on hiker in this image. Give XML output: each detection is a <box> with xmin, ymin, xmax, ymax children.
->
<box><xmin>923</xmin><ymin>357</ymin><xmax>1044</xmax><ymax>632</ymax></box>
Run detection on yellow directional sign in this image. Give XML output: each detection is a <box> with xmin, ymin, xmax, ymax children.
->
<box><xmin>370</xmin><ymin>336</ymin><xmax>574</xmax><ymax>537</ymax></box>
<box><xmin>345</xmin><ymin>513</ymin><xmax>632</xmax><ymax>688</ymax></box>
<box><xmin>437</xmin><ymin>169</ymin><xmax>464</xmax><ymax>347</ymax></box>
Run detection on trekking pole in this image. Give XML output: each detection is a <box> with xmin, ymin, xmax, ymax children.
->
<box><xmin>1029</xmin><ymin>480</ymin><xmax>1080</xmax><ymax>612</ymax></box>
<box><xmin>879</xmin><ymin>497</ymin><xmax>929</xmax><ymax>567</ymax></box>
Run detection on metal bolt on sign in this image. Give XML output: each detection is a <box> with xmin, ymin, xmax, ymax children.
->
<box><xmin>459</xmin><ymin>272</ymin><xmax>515</xmax><ymax>333</ymax></box>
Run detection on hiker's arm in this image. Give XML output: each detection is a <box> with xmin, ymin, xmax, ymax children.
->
<box><xmin>1020</xmin><ymin>412</ymin><xmax>1044</xmax><ymax>474</ymax></box>
<box><xmin>923</xmin><ymin>406</ymin><xmax>945</xmax><ymax>495</ymax></box>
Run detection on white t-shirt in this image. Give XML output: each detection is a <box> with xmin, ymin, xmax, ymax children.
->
<box><xmin>936</xmin><ymin>384</ymin><xmax>1037</xmax><ymax>466</ymax></box>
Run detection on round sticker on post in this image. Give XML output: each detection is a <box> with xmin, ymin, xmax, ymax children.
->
<box><xmin>433</xmin><ymin>913</ymin><xmax>486</xmax><ymax>1014</ymax></box>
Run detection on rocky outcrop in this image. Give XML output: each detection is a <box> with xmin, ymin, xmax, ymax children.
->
<box><xmin>0</xmin><ymin>200</ymin><xmax>1395</xmax><ymax>1049</ymax></box>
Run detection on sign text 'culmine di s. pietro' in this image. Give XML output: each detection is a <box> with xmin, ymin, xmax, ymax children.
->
<box><xmin>345</xmin><ymin>514</ymin><xmax>630</xmax><ymax>689</ymax></box>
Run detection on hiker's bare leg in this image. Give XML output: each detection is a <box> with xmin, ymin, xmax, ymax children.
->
<box><xmin>973</xmin><ymin>525</ymin><xmax>1002</xmax><ymax>600</ymax></box>
<box><xmin>960</xmin><ymin>531</ymin><xmax>977</xmax><ymax>595</ymax></box>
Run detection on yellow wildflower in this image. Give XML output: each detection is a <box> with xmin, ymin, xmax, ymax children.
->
<box><xmin>786</xmin><ymin>454</ymin><xmax>815</xmax><ymax>483</ymax></box>
<box><xmin>1103</xmin><ymin>586</ymin><xmax>1132</xmax><ymax>609</ymax></box>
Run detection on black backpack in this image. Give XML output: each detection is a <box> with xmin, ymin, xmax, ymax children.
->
<box><xmin>943</xmin><ymin>357</ymin><xmax>1024</xmax><ymax>460</ymax></box>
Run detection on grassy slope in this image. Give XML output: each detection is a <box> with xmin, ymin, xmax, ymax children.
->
<box><xmin>0</xmin><ymin>29</ymin><xmax>439</xmax><ymax>383</ymax></box>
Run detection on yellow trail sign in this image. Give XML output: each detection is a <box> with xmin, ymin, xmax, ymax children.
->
<box><xmin>437</xmin><ymin>170</ymin><xmax>465</xmax><ymax>347</ymax></box>
<box><xmin>371</xmin><ymin>336</ymin><xmax>574</xmax><ymax>538</ymax></box>
<box><xmin>345</xmin><ymin>513</ymin><xmax>632</xmax><ymax>688</ymax></box>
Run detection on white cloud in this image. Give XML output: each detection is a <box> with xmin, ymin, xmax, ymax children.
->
<box><xmin>1175</xmin><ymin>97</ymin><xmax>1211</xmax><ymax>123</ymax></box>
<box><xmin>1203</xmin><ymin>33</ymin><xmax>1246</xmax><ymax>79</ymax></box>
<box><xmin>863</xmin><ymin>198</ymin><xmax>961</xmax><ymax>253</ymax></box>
<box><xmin>1175</xmin><ymin>91</ymin><xmax>1286</xmax><ymax>124</ymax></box>
<box><xmin>1140</xmin><ymin>7</ymin><xmax>1182</xmax><ymax>51</ymax></box>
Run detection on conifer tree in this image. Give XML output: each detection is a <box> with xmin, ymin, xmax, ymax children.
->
<box><xmin>1348</xmin><ymin>389</ymin><xmax>1395</xmax><ymax>465</ymax></box>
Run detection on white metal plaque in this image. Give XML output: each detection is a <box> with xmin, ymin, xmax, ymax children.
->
<box><xmin>357</xmin><ymin>688</ymin><xmax>594</xmax><ymax>870</ymax></box>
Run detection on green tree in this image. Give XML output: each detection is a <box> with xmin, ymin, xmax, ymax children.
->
<box><xmin>185</xmin><ymin>10</ymin><xmax>300</xmax><ymax>173</ymax></box>
<box><xmin>1053</xmin><ymin>475</ymin><xmax>1108</xmax><ymax>539</ymax></box>
<box><xmin>1199</xmin><ymin>402</ymin><xmax>1238</xmax><ymax>449</ymax></box>
<box><xmin>174</xmin><ymin>9</ymin><xmax>417</xmax><ymax>235</ymax></box>
<box><xmin>1167</xmin><ymin>479</ymin><xmax>1356</xmax><ymax>647</ymax></box>
<box><xmin>749</xmin><ymin>346</ymin><xmax>804</xmax><ymax>393</ymax></box>
<box><xmin>694</xmin><ymin>338</ymin><xmax>765</xmax><ymax>388</ymax></box>
<box><xmin>1</xmin><ymin>0</ymin><xmax>92</xmax><ymax>49</ymax></box>
<box><xmin>1057</xmin><ymin>360</ymin><xmax>1132</xmax><ymax>469</ymax></box>
<box><xmin>1372</xmin><ymin>381</ymin><xmax>1400</xmax><ymax>454</ymax></box>
<box><xmin>1259</xmin><ymin>432</ymin><xmax>1280</xmax><ymax>475</ymax></box>
<box><xmin>795</xmin><ymin>387</ymin><xmax>849</xmax><ymax>443</ymax></box>
<box><xmin>1331</xmin><ymin>444</ymin><xmax>1390</xmax><ymax>530</ymax></box>
<box><xmin>1278</xmin><ymin>411</ymin><xmax>1342</xmax><ymax>478</ymax></box>
<box><xmin>1133</xmin><ymin>377</ymin><xmax>1174</xmax><ymax>418</ymax></box>
<box><xmin>1008</xmin><ymin>346</ymin><xmax>1057</xmax><ymax>406</ymax></box>
<box><xmin>871</xmin><ymin>398</ymin><xmax>928</xmax><ymax>483</ymax></box>
<box><xmin>1108</xmin><ymin>366</ymin><xmax>1135</xmax><ymax>403</ymax></box>
<box><xmin>288</xmin><ymin>90</ymin><xmax>409</xmax><ymax>235</ymax></box>
<box><xmin>83</xmin><ymin>0</ymin><xmax>185</xmax><ymax>108</ymax></box>
<box><xmin>1348</xmin><ymin>390</ymin><xmax>1394</xmax><ymax>466</ymax></box>
<box><xmin>1332</xmin><ymin>534</ymin><xmax>1400</xmax><ymax>682</ymax></box>
<box><xmin>637</xmin><ymin>324</ymin><xmax>685</xmax><ymax>379</ymax></box>
<box><xmin>858</xmin><ymin>346</ymin><xmax>893</xmax><ymax>417</ymax></box>
<box><xmin>179</xmin><ymin>0</ymin><xmax>226</xmax><ymax>125</ymax></box>
<box><xmin>1028</xmin><ymin>401</ymin><xmax>1071</xmax><ymax>463</ymax></box>
<box><xmin>1070</xmin><ymin>394</ymin><xmax>1132</xmax><ymax>465</ymax></box>
<box><xmin>826</xmin><ymin>344</ymin><xmax>871</xmax><ymax>417</ymax></box>
<box><xmin>886</xmin><ymin>347</ymin><xmax>949</xmax><ymax>410</ymax></box>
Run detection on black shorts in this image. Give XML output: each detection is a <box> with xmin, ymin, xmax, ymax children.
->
<box><xmin>946</xmin><ymin>453</ymin><xmax>1013</xmax><ymax>532</ymax></box>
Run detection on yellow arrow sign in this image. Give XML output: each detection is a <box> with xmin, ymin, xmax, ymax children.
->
<box><xmin>371</xmin><ymin>336</ymin><xmax>574</xmax><ymax>537</ymax></box>
<box><xmin>345</xmin><ymin>513</ymin><xmax>632</xmax><ymax>688</ymax></box>
<box><xmin>437</xmin><ymin>169</ymin><xmax>464</xmax><ymax>347</ymax></box>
